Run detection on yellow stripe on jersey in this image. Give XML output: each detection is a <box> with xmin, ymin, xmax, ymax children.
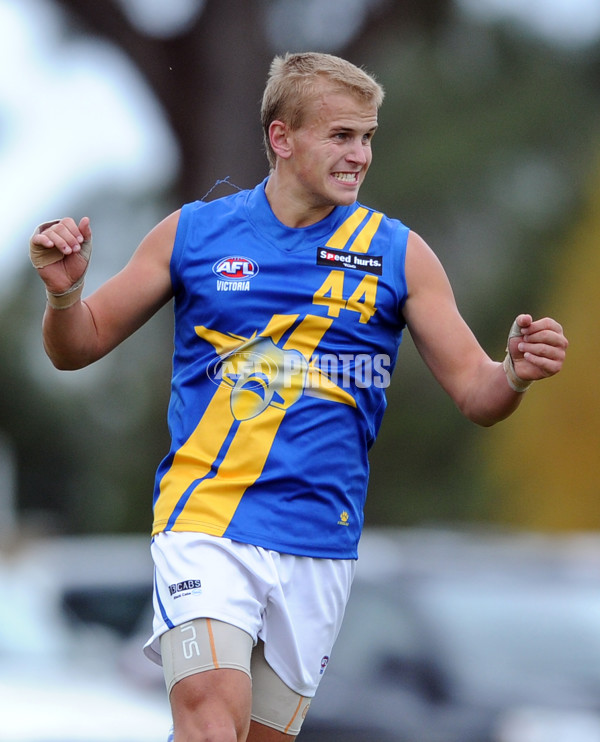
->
<box><xmin>153</xmin><ymin>314</ymin><xmax>334</xmax><ymax>536</ymax></box>
<box><xmin>169</xmin><ymin>404</ymin><xmax>287</xmax><ymax>536</ymax></box>
<box><xmin>349</xmin><ymin>211</ymin><xmax>383</xmax><ymax>253</ymax></box>
<box><xmin>260</xmin><ymin>313</ymin><xmax>300</xmax><ymax>343</ymax></box>
<box><xmin>325</xmin><ymin>208</ymin><xmax>383</xmax><ymax>253</ymax></box>
<box><xmin>325</xmin><ymin>207</ymin><xmax>368</xmax><ymax>249</ymax></box>
<box><xmin>152</xmin><ymin>381</ymin><xmax>236</xmax><ymax>532</ymax></box>
<box><xmin>304</xmin><ymin>364</ymin><xmax>357</xmax><ymax>406</ymax></box>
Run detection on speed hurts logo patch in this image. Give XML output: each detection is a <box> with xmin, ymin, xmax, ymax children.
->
<box><xmin>316</xmin><ymin>247</ymin><xmax>382</xmax><ymax>275</ymax></box>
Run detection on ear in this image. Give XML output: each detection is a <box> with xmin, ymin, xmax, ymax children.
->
<box><xmin>268</xmin><ymin>120</ymin><xmax>293</xmax><ymax>160</ymax></box>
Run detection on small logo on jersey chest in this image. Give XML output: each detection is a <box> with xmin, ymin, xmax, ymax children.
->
<box><xmin>317</xmin><ymin>247</ymin><xmax>383</xmax><ymax>275</ymax></box>
<box><xmin>213</xmin><ymin>256</ymin><xmax>259</xmax><ymax>292</ymax></box>
<box><xmin>213</xmin><ymin>256</ymin><xmax>259</xmax><ymax>281</ymax></box>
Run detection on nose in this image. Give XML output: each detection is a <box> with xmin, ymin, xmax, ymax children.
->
<box><xmin>346</xmin><ymin>139</ymin><xmax>369</xmax><ymax>166</ymax></box>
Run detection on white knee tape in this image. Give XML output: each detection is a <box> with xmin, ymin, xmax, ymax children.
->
<box><xmin>160</xmin><ymin>618</ymin><xmax>253</xmax><ymax>696</ymax></box>
<box><xmin>250</xmin><ymin>640</ymin><xmax>312</xmax><ymax>736</ymax></box>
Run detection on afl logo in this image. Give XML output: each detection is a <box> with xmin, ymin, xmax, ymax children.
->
<box><xmin>212</xmin><ymin>256</ymin><xmax>259</xmax><ymax>281</ymax></box>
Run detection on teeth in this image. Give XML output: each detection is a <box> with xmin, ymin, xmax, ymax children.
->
<box><xmin>333</xmin><ymin>172</ymin><xmax>357</xmax><ymax>182</ymax></box>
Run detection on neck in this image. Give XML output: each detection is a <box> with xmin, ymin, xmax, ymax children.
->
<box><xmin>264</xmin><ymin>171</ymin><xmax>335</xmax><ymax>228</ymax></box>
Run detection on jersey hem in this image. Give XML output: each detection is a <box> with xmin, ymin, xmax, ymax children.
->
<box><xmin>151</xmin><ymin>523</ymin><xmax>359</xmax><ymax>560</ymax></box>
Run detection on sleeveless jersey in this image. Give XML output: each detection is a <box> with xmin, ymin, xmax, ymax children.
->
<box><xmin>152</xmin><ymin>178</ymin><xmax>409</xmax><ymax>559</ymax></box>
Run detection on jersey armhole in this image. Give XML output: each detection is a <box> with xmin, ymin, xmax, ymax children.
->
<box><xmin>170</xmin><ymin>203</ymin><xmax>195</xmax><ymax>293</ymax></box>
<box><xmin>393</xmin><ymin>223</ymin><xmax>410</xmax><ymax>327</ymax></box>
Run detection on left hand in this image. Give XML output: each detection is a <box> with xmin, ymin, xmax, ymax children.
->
<box><xmin>508</xmin><ymin>314</ymin><xmax>568</xmax><ymax>381</ymax></box>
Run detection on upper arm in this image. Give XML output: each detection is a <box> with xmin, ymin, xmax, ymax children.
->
<box><xmin>84</xmin><ymin>209</ymin><xmax>180</xmax><ymax>356</ymax></box>
<box><xmin>402</xmin><ymin>231</ymin><xmax>489</xmax><ymax>405</ymax></box>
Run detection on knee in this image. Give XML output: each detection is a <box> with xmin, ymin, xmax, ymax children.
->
<box><xmin>172</xmin><ymin>717</ymin><xmax>241</xmax><ymax>742</ymax></box>
<box><xmin>169</xmin><ymin>668</ymin><xmax>251</xmax><ymax>742</ymax></box>
<box><xmin>171</xmin><ymin>695</ymin><xmax>248</xmax><ymax>742</ymax></box>
<box><xmin>171</xmin><ymin>686</ymin><xmax>250</xmax><ymax>742</ymax></box>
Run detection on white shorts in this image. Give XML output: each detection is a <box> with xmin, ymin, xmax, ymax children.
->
<box><xmin>144</xmin><ymin>532</ymin><xmax>355</xmax><ymax>697</ymax></box>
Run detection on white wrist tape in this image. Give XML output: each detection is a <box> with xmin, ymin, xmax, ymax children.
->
<box><xmin>45</xmin><ymin>277</ymin><xmax>87</xmax><ymax>310</ymax></box>
<box><xmin>30</xmin><ymin>220</ymin><xmax>92</xmax><ymax>309</ymax></box>
<box><xmin>503</xmin><ymin>319</ymin><xmax>532</xmax><ymax>393</ymax></box>
<box><xmin>30</xmin><ymin>220</ymin><xmax>64</xmax><ymax>269</ymax></box>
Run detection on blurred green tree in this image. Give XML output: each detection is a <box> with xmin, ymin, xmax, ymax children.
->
<box><xmin>2</xmin><ymin>0</ymin><xmax>596</xmax><ymax>535</ymax></box>
<box><xmin>479</xmin><ymin>154</ymin><xmax>600</xmax><ymax>530</ymax></box>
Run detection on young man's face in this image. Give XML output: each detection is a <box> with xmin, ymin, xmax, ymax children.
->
<box><xmin>285</xmin><ymin>83</ymin><xmax>378</xmax><ymax>211</ymax></box>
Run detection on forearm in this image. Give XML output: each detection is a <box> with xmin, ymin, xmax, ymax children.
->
<box><xmin>33</xmin><ymin>211</ymin><xmax>177</xmax><ymax>371</ymax></box>
<box><xmin>456</xmin><ymin>357</ymin><xmax>524</xmax><ymax>427</ymax></box>
<box><xmin>458</xmin><ymin>314</ymin><xmax>568</xmax><ymax>425</ymax></box>
<box><xmin>42</xmin><ymin>299</ymin><xmax>102</xmax><ymax>370</ymax></box>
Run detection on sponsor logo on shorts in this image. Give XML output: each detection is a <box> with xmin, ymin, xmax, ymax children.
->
<box><xmin>169</xmin><ymin>579</ymin><xmax>203</xmax><ymax>598</ymax></box>
<box><xmin>319</xmin><ymin>655</ymin><xmax>330</xmax><ymax>675</ymax></box>
<box><xmin>316</xmin><ymin>247</ymin><xmax>383</xmax><ymax>275</ymax></box>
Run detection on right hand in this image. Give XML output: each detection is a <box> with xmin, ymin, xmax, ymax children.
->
<box><xmin>30</xmin><ymin>217</ymin><xmax>92</xmax><ymax>296</ymax></box>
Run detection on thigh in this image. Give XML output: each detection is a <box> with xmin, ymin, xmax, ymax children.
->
<box><xmin>260</xmin><ymin>554</ymin><xmax>355</xmax><ymax>697</ymax></box>
<box><xmin>163</xmin><ymin>618</ymin><xmax>255</xmax><ymax>742</ymax></box>
<box><xmin>250</xmin><ymin>640</ymin><xmax>311</xmax><ymax>737</ymax></box>
<box><xmin>145</xmin><ymin>532</ymin><xmax>268</xmax><ymax>665</ymax></box>
<box><xmin>247</xmin><ymin>556</ymin><xmax>354</xmax><ymax>739</ymax></box>
<box><xmin>161</xmin><ymin>618</ymin><xmax>254</xmax><ymax>696</ymax></box>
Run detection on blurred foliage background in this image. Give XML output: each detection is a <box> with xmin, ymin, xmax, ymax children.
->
<box><xmin>0</xmin><ymin>0</ymin><xmax>597</xmax><ymax>540</ymax></box>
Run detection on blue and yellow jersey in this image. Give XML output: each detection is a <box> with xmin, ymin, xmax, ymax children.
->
<box><xmin>152</xmin><ymin>179</ymin><xmax>409</xmax><ymax>558</ymax></box>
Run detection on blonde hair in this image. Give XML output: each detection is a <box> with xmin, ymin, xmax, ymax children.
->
<box><xmin>261</xmin><ymin>52</ymin><xmax>385</xmax><ymax>168</ymax></box>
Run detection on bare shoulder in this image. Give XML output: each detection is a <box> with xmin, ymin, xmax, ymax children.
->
<box><xmin>402</xmin><ymin>230</ymin><xmax>488</xmax><ymax>405</ymax></box>
<box><xmin>403</xmin><ymin>230</ymin><xmax>455</xmax><ymax>314</ymax></box>
<box><xmin>133</xmin><ymin>209</ymin><xmax>182</xmax><ymax>266</ymax></box>
<box><xmin>85</xmin><ymin>208</ymin><xmax>182</xmax><ymax>335</ymax></box>
<box><xmin>119</xmin><ymin>208</ymin><xmax>182</xmax><ymax>301</ymax></box>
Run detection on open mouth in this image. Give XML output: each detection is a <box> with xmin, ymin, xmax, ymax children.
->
<box><xmin>332</xmin><ymin>172</ymin><xmax>359</xmax><ymax>183</ymax></box>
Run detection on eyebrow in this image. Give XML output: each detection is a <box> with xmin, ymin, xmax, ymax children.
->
<box><xmin>330</xmin><ymin>124</ymin><xmax>378</xmax><ymax>134</ymax></box>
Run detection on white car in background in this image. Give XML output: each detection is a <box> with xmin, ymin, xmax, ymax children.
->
<box><xmin>303</xmin><ymin>528</ymin><xmax>600</xmax><ymax>742</ymax></box>
<box><xmin>9</xmin><ymin>528</ymin><xmax>600</xmax><ymax>742</ymax></box>
<box><xmin>0</xmin><ymin>535</ymin><xmax>170</xmax><ymax>742</ymax></box>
